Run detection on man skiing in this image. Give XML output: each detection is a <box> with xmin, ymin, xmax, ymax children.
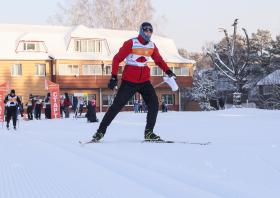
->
<box><xmin>35</xmin><ymin>95</ymin><xmax>43</xmax><ymax>120</ymax></box>
<box><xmin>91</xmin><ymin>22</ymin><xmax>176</xmax><ymax>142</ymax></box>
<box><xmin>45</xmin><ymin>93</ymin><xmax>51</xmax><ymax>119</ymax></box>
<box><xmin>26</xmin><ymin>94</ymin><xmax>34</xmax><ymax>120</ymax></box>
<box><xmin>4</xmin><ymin>89</ymin><xmax>21</xmax><ymax>130</ymax></box>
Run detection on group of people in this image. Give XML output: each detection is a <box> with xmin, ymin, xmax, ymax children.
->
<box><xmin>134</xmin><ymin>97</ymin><xmax>169</xmax><ymax>113</ymax></box>
<box><xmin>25</xmin><ymin>94</ymin><xmax>44</xmax><ymax>120</ymax></box>
<box><xmin>2</xmin><ymin>90</ymin><xmax>99</xmax><ymax>130</ymax></box>
<box><xmin>60</xmin><ymin>95</ymin><xmax>98</xmax><ymax>122</ymax></box>
<box><xmin>134</xmin><ymin>98</ymin><xmax>148</xmax><ymax>113</ymax></box>
<box><xmin>160</xmin><ymin>97</ymin><xmax>168</xmax><ymax>112</ymax></box>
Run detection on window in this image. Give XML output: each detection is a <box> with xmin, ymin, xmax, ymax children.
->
<box><xmin>169</xmin><ymin>67</ymin><xmax>189</xmax><ymax>76</ymax></box>
<box><xmin>74</xmin><ymin>40</ymin><xmax>102</xmax><ymax>53</ymax></box>
<box><xmin>10</xmin><ymin>64</ymin><xmax>22</xmax><ymax>76</ymax></box>
<box><xmin>82</xmin><ymin>65</ymin><xmax>102</xmax><ymax>75</ymax></box>
<box><xmin>105</xmin><ymin>65</ymin><xmax>112</xmax><ymax>75</ymax></box>
<box><xmin>35</xmin><ymin>64</ymin><xmax>46</xmax><ymax>76</ymax></box>
<box><xmin>162</xmin><ymin>94</ymin><xmax>174</xmax><ymax>105</ymax></box>
<box><xmin>263</xmin><ymin>86</ymin><xmax>271</xmax><ymax>95</ymax></box>
<box><xmin>150</xmin><ymin>66</ymin><xmax>163</xmax><ymax>76</ymax></box>
<box><xmin>118</xmin><ymin>66</ymin><xmax>124</xmax><ymax>75</ymax></box>
<box><xmin>103</xmin><ymin>94</ymin><xmax>114</xmax><ymax>106</ymax></box>
<box><xmin>59</xmin><ymin>64</ymin><xmax>79</xmax><ymax>75</ymax></box>
<box><xmin>53</xmin><ymin>64</ymin><xmax>56</xmax><ymax>75</ymax></box>
<box><xmin>23</xmin><ymin>42</ymin><xmax>40</xmax><ymax>51</ymax></box>
<box><xmin>126</xmin><ymin>95</ymin><xmax>135</xmax><ymax>106</ymax></box>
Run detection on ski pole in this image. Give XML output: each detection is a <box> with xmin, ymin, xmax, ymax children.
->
<box><xmin>153</xmin><ymin>81</ymin><xmax>165</xmax><ymax>88</ymax></box>
<box><xmin>106</xmin><ymin>86</ymin><xmax>117</xmax><ymax>113</ymax></box>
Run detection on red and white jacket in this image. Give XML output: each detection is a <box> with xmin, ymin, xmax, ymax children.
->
<box><xmin>112</xmin><ymin>34</ymin><xmax>170</xmax><ymax>83</ymax></box>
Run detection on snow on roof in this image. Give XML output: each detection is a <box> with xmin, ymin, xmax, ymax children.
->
<box><xmin>0</xmin><ymin>23</ymin><xmax>194</xmax><ymax>63</ymax></box>
<box><xmin>257</xmin><ymin>70</ymin><xmax>280</xmax><ymax>85</ymax></box>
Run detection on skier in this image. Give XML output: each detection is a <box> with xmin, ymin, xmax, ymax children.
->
<box><xmin>134</xmin><ymin>98</ymin><xmax>139</xmax><ymax>113</ymax></box>
<box><xmin>79</xmin><ymin>98</ymin><xmax>85</xmax><ymax>116</ymax></box>
<box><xmin>26</xmin><ymin>94</ymin><xmax>34</xmax><ymax>120</ymax></box>
<box><xmin>4</xmin><ymin>89</ymin><xmax>21</xmax><ymax>130</ymax></box>
<box><xmin>64</xmin><ymin>92</ymin><xmax>71</xmax><ymax>118</ymax></box>
<box><xmin>60</xmin><ymin>96</ymin><xmax>65</xmax><ymax>118</ymax></box>
<box><xmin>160</xmin><ymin>97</ymin><xmax>166</xmax><ymax>112</ymax></box>
<box><xmin>91</xmin><ymin>97</ymin><xmax>96</xmax><ymax>110</ymax></box>
<box><xmin>35</xmin><ymin>95</ymin><xmax>43</xmax><ymax>120</ymax></box>
<box><xmin>85</xmin><ymin>104</ymin><xmax>99</xmax><ymax>122</ymax></box>
<box><xmin>139</xmin><ymin>99</ymin><xmax>143</xmax><ymax>113</ymax></box>
<box><xmin>72</xmin><ymin>96</ymin><xmax>78</xmax><ymax>117</ymax></box>
<box><xmin>165</xmin><ymin>103</ymin><xmax>168</xmax><ymax>112</ymax></box>
<box><xmin>19</xmin><ymin>102</ymin><xmax>24</xmax><ymax>117</ymax></box>
<box><xmin>144</xmin><ymin>102</ymin><xmax>148</xmax><ymax>113</ymax></box>
<box><xmin>91</xmin><ymin>22</ymin><xmax>176</xmax><ymax>142</ymax></box>
<box><xmin>45</xmin><ymin>93</ymin><xmax>51</xmax><ymax>119</ymax></box>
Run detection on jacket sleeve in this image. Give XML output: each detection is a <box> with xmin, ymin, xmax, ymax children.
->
<box><xmin>151</xmin><ymin>43</ymin><xmax>170</xmax><ymax>73</ymax></box>
<box><xmin>17</xmin><ymin>97</ymin><xmax>21</xmax><ymax>106</ymax></box>
<box><xmin>4</xmin><ymin>95</ymin><xmax>8</xmax><ymax>104</ymax></box>
<box><xmin>111</xmin><ymin>39</ymin><xmax>133</xmax><ymax>76</ymax></box>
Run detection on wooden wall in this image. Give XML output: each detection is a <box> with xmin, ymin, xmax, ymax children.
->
<box><xmin>60</xmin><ymin>87</ymin><xmax>179</xmax><ymax>112</ymax></box>
<box><xmin>0</xmin><ymin>60</ymin><xmax>52</xmax><ymax>105</ymax></box>
<box><xmin>53</xmin><ymin>60</ymin><xmax>193</xmax><ymax>89</ymax></box>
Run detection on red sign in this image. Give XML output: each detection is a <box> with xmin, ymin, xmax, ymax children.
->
<box><xmin>0</xmin><ymin>82</ymin><xmax>9</xmax><ymax>122</ymax></box>
<box><xmin>45</xmin><ymin>80</ymin><xmax>60</xmax><ymax>119</ymax></box>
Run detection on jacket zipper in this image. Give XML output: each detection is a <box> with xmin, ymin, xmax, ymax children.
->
<box><xmin>138</xmin><ymin>67</ymin><xmax>143</xmax><ymax>83</ymax></box>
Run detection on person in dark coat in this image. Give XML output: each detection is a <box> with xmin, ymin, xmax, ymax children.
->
<box><xmin>64</xmin><ymin>92</ymin><xmax>71</xmax><ymax>118</ymax></box>
<box><xmin>219</xmin><ymin>97</ymin><xmax>225</xmax><ymax>110</ymax></box>
<box><xmin>85</xmin><ymin>104</ymin><xmax>99</xmax><ymax>122</ymax></box>
<box><xmin>71</xmin><ymin>96</ymin><xmax>78</xmax><ymax>117</ymax></box>
<box><xmin>45</xmin><ymin>93</ymin><xmax>51</xmax><ymax>119</ymax></box>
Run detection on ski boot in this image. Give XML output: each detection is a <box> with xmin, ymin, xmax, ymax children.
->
<box><xmin>13</xmin><ymin>126</ymin><xmax>16</xmax><ymax>131</ymax></box>
<box><xmin>92</xmin><ymin>130</ymin><xmax>105</xmax><ymax>142</ymax></box>
<box><xmin>145</xmin><ymin>129</ymin><xmax>161</xmax><ymax>140</ymax></box>
<box><xmin>6</xmin><ymin>123</ymin><xmax>9</xmax><ymax>130</ymax></box>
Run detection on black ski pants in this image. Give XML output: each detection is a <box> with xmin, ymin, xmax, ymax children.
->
<box><xmin>6</xmin><ymin>106</ymin><xmax>17</xmax><ymax>126</ymax></box>
<box><xmin>79</xmin><ymin>105</ymin><xmax>84</xmax><ymax>115</ymax></box>
<box><xmin>46</xmin><ymin>105</ymin><xmax>51</xmax><ymax>119</ymax></box>
<box><xmin>35</xmin><ymin>106</ymin><xmax>41</xmax><ymax>119</ymax></box>
<box><xmin>60</xmin><ymin>106</ymin><xmax>65</xmax><ymax>118</ymax></box>
<box><xmin>27</xmin><ymin>106</ymin><xmax>33</xmax><ymax>120</ymax></box>
<box><xmin>98</xmin><ymin>80</ymin><xmax>159</xmax><ymax>133</ymax></box>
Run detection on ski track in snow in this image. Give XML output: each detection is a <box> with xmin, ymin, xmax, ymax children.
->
<box><xmin>1</xmin><ymin>109</ymin><xmax>280</xmax><ymax>198</ymax></box>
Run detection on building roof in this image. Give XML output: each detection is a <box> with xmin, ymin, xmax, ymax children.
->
<box><xmin>0</xmin><ymin>23</ymin><xmax>194</xmax><ymax>63</ymax></box>
<box><xmin>257</xmin><ymin>70</ymin><xmax>280</xmax><ymax>85</ymax></box>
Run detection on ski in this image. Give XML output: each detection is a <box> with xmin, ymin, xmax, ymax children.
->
<box><xmin>79</xmin><ymin>140</ymin><xmax>102</xmax><ymax>145</ymax></box>
<box><xmin>142</xmin><ymin>140</ymin><xmax>211</xmax><ymax>145</ymax></box>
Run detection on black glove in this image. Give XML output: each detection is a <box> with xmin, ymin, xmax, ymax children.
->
<box><xmin>108</xmin><ymin>75</ymin><xmax>118</xmax><ymax>91</ymax></box>
<box><xmin>166</xmin><ymin>70</ymin><xmax>176</xmax><ymax>80</ymax></box>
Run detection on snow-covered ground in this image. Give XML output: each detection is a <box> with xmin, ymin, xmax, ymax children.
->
<box><xmin>1</xmin><ymin>109</ymin><xmax>280</xmax><ymax>198</ymax></box>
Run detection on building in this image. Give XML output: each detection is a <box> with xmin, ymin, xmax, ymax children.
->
<box><xmin>0</xmin><ymin>23</ymin><xmax>194</xmax><ymax>112</ymax></box>
<box><xmin>257</xmin><ymin>70</ymin><xmax>280</xmax><ymax>109</ymax></box>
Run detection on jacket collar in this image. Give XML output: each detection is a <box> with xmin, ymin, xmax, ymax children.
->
<box><xmin>137</xmin><ymin>34</ymin><xmax>148</xmax><ymax>45</ymax></box>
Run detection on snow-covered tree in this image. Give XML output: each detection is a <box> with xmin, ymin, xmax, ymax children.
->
<box><xmin>47</xmin><ymin>0</ymin><xmax>167</xmax><ymax>35</ymax></box>
<box><xmin>206</xmin><ymin>19</ymin><xmax>250</xmax><ymax>107</ymax></box>
<box><xmin>180</xmin><ymin>69</ymin><xmax>217</xmax><ymax>111</ymax></box>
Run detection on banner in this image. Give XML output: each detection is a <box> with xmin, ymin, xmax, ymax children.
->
<box><xmin>0</xmin><ymin>81</ymin><xmax>9</xmax><ymax>122</ymax></box>
<box><xmin>45</xmin><ymin>80</ymin><xmax>60</xmax><ymax>119</ymax></box>
<box><xmin>163</xmin><ymin>77</ymin><xmax>179</xmax><ymax>91</ymax></box>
